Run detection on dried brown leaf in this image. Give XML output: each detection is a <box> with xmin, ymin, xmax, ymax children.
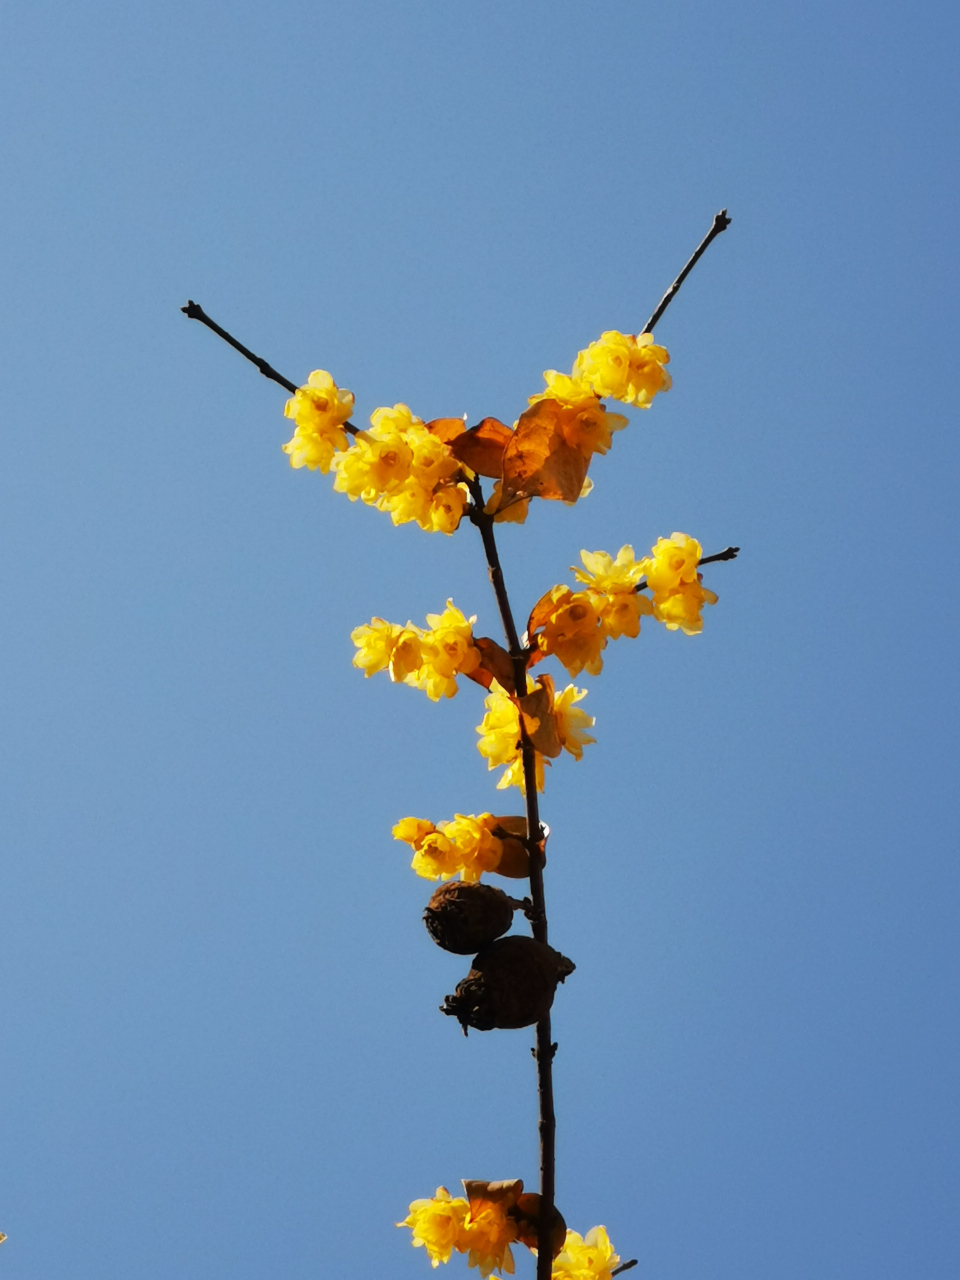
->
<box><xmin>449</xmin><ymin>417</ymin><xmax>513</xmax><ymax>478</ymax></box>
<box><xmin>501</xmin><ymin>400</ymin><xmax>590</xmax><ymax>504</ymax></box>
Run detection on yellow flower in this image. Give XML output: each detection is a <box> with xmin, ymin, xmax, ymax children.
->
<box><xmin>638</xmin><ymin>532</ymin><xmax>702</xmax><ymax>593</ymax></box>
<box><xmin>552</xmin><ymin>685</ymin><xmax>596</xmax><ymax>760</ymax></box>
<box><xmin>352</xmin><ymin>601</ymin><xmax>480</xmax><ymax>699</ymax></box>
<box><xmin>596</xmin><ymin>590</ymin><xmax>652</xmax><ymax>641</ymax></box>
<box><xmin>412</xmin><ymin>600</ymin><xmax>481</xmax><ymax>701</ymax></box>
<box><xmin>428</xmin><ymin>482</ymin><xmax>470</xmax><ymax>533</ymax></box>
<box><xmin>551</xmin><ymin>1226</ymin><xmax>620</xmax><ymax>1280</ymax></box>
<box><xmin>331</xmin><ymin>404</ymin><xmax>466</xmax><ymax>534</ymax></box>
<box><xmin>460</xmin><ymin>1201</ymin><xmax>518</xmax><ymax>1278</ymax></box>
<box><xmin>441</xmin><ymin>814</ymin><xmax>504</xmax><ymax>882</ymax></box>
<box><xmin>529</xmin><ymin>370</ymin><xmax>596</xmax><ymax>409</ymax></box>
<box><xmin>475</xmin><ymin>682</ymin><xmax>545</xmax><ymax>794</ymax></box>
<box><xmin>333</xmin><ymin>426</ymin><xmax>413</xmax><ymax>502</ymax></box>
<box><xmin>394</xmin><ymin>813</ymin><xmax>505</xmax><ymax>881</ymax></box>
<box><xmin>651</xmin><ymin>577</ymin><xmax>718</xmax><ymax>635</ymax></box>
<box><xmin>573</xmin><ymin>329</ymin><xmax>671</xmax><ymax>407</ymax></box>
<box><xmin>350</xmin><ymin>617</ymin><xmax>403</xmax><ymax>676</ymax></box>
<box><xmin>484</xmin><ymin>481</ymin><xmax>530</xmax><ymax>525</ymax></box>
<box><xmin>399</xmin><ymin>1187</ymin><xmax>470</xmax><ymax>1268</ymax></box>
<box><xmin>282</xmin><ymin>370</ymin><xmax>354</xmax><ymax>472</ymax></box>
<box><xmin>573</xmin><ymin>545</ymin><xmax>646</xmax><ymax>594</ymax></box>
<box><xmin>532</xmin><ymin>586</ymin><xmax>607</xmax><ymax>678</ymax></box>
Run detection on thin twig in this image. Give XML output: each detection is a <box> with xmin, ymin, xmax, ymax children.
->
<box><xmin>641</xmin><ymin>210</ymin><xmax>731</xmax><ymax>334</ymax></box>
<box><xmin>633</xmin><ymin>545</ymin><xmax>740</xmax><ymax>595</ymax></box>
<box><xmin>180</xmin><ymin>300</ymin><xmax>358</xmax><ymax>434</ymax></box>
<box><xmin>612</xmin><ymin>1261</ymin><xmax>638</xmax><ymax>1275</ymax></box>
<box><xmin>467</xmin><ymin>477</ymin><xmax>554</xmax><ymax>1280</ymax></box>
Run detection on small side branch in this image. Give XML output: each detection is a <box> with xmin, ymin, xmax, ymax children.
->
<box><xmin>641</xmin><ymin>209</ymin><xmax>731</xmax><ymax>334</ymax></box>
<box><xmin>181</xmin><ymin>301</ymin><xmax>299</xmax><ymax>394</ymax></box>
<box><xmin>612</xmin><ymin>1261</ymin><xmax>638</xmax><ymax>1275</ymax></box>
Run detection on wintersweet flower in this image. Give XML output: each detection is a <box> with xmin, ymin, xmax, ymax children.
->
<box><xmin>651</xmin><ymin>576</ymin><xmax>718</xmax><ymax>635</ymax></box>
<box><xmin>531</xmin><ymin>586</ymin><xmax>607</xmax><ymax>677</ymax></box>
<box><xmin>638</xmin><ymin>532</ymin><xmax>702</xmax><ymax>592</ymax></box>
<box><xmin>394</xmin><ymin>813</ymin><xmax>506</xmax><ymax>882</ymax></box>
<box><xmin>596</xmin><ymin>589</ymin><xmax>653</xmax><ymax>640</ymax></box>
<box><xmin>331</xmin><ymin>403</ymin><xmax>468</xmax><ymax>533</ymax></box>
<box><xmin>351</xmin><ymin>602</ymin><xmax>481</xmax><ymax>700</ymax></box>
<box><xmin>574</xmin><ymin>546</ymin><xmax>646</xmax><ymax>594</ymax></box>
<box><xmin>282</xmin><ymin>370</ymin><xmax>354</xmax><ymax>472</ymax></box>
<box><xmin>460</xmin><ymin>1200</ymin><xmax>518</xmax><ymax>1278</ymax></box>
<box><xmin>414</xmin><ymin>601</ymin><xmax>482</xmax><ymax>701</ymax></box>
<box><xmin>475</xmin><ymin>682</ymin><xmax>545</xmax><ymax>794</ymax></box>
<box><xmin>350</xmin><ymin>617</ymin><xmax>404</xmax><ymax>677</ymax></box>
<box><xmin>552</xmin><ymin>685</ymin><xmax>596</xmax><ymax>760</ymax></box>
<box><xmin>399</xmin><ymin>1187</ymin><xmax>470</xmax><ymax>1268</ymax></box>
<box><xmin>551</xmin><ymin>1226</ymin><xmax>620</xmax><ymax>1280</ymax></box>
<box><xmin>573</xmin><ymin>329</ymin><xmax>671</xmax><ymax>407</ymax></box>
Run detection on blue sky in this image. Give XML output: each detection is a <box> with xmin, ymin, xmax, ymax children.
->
<box><xmin>1</xmin><ymin>2</ymin><xmax>958</xmax><ymax>1277</ymax></box>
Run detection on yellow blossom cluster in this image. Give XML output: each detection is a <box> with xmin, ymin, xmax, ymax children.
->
<box><xmin>399</xmin><ymin>1187</ymin><xmax>517</xmax><ymax>1278</ymax></box>
<box><xmin>526</xmin><ymin>375</ymin><xmax>630</xmax><ymax>463</ymax></box>
<box><xmin>393</xmin><ymin>813</ymin><xmax>506</xmax><ymax>882</ymax></box>
<box><xmin>551</xmin><ymin>1227</ymin><xmax>621</xmax><ymax>1280</ymax></box>
<box><xmin>530</xmin><ymin>536</ymin><xmax>718</xmax><ymax>673</ymax></box>
<box><xmin>351</xmin><ymin>601</ymin><xmax>481</xmax><ymax>700</ymax></box>
<box><xmin>639</xmin><ymin>532</ymin><xmax>718</xmax><ymax>636</ymax></box>
<box><xmin>573</xmin><ymin>330</ymin><xmax>671</xmax><ymax>407</ymax></box>
<box><xmin>530</xmin><ymin>545</ymin><xmax>652</xmax><ymax>677</ymax></box>
<box><xmin>331</xmin><ymin>403</ymin><xmax>468</xmax><ymax>533</ymax></box>
<box><xmin>475</xmin><ymin>680</ymin><xmax>595</xmax><ymax>793</ymax></box>
<box><xmin>281</xmin><ymin>370</ymin><xmax>355</xmax><ymax>472</ymax></box>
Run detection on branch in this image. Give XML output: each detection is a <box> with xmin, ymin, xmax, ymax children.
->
<box><xmin>612</xmin><ymin>1262</ymin><xmax>638</xmax><ymax>1276</ymax></box>
<box><xmin>641</xmin><ymin>209</ymin><xmax>731</xmax><ymax>334</ymax></box>
<box><xmin>467</xmin><ymin>478</ymin><xmax>555</xmax><ymax>1280</ymax></box>
<box><xmin>633</xmin><ymin>545</ymin><xmax>740</xmax><ymax>594</ymax></box>
<box><xmin>180</xmin><ymin>301</ymin><xmax>359</xmax><ymax>434</ymax></box>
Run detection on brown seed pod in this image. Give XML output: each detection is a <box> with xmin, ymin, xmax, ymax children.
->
<box><xmin>440</xmin><ymin>935</ymin><xmax>576</xmax><ymax>1032</ymax></box>
<box><xmin>424</xmin><ymin>881</ymin><xmax>517</xmax><ymax>954</ymax></box>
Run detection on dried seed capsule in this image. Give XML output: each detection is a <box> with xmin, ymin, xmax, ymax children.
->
<box><xmin>440</xmin><ymin>936</ymin><xmax>576</xmax><ymax>1032</ymax></box>
<box><xmin>424</xmin><ymin>881</ymin><xmax>517</xmax><ymax>954</ymax></box>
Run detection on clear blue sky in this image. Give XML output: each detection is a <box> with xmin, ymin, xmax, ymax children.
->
<box><xmin>1</xmin><ymin>2</ymin><xmax>958</xmax><ymax>1277</ymax></box>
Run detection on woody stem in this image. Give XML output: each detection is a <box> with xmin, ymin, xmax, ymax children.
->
<box><xmin>466</xmin><ymin>477</ymin><xmax>555</xmax><ymax>1280</ymax></box>
<box><xmin>641</xmin><ymin>208</ymin><xmax>731</xmax><ymax>334</ymax></box>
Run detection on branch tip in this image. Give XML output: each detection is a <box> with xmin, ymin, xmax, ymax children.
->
<box><xmin>612</xmin><ymin>1261</ymin><xmax>639</xmax><ymax>1276</ymax></box>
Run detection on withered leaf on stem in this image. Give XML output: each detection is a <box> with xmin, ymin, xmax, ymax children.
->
<box><xmin>500</xmin><ymin>400</ymin><xmax>589</xmax><ymax>504</ymax></box>
<box><xmin>449</xmin><ymin>418</ymin><xmax>513</xmax><ymax>478</ymax></box>
<box><xmin>462</xmin><ymin>1179</ymin><xmax>524</xmax><ymax>1216</ymax></box>
<box><xmin>463</xmin><ymin>636</ymin><xmax>516</xmax><ymax>694</ymax></box>
<box><xmin>489</xmin><ymin>815</ymin><xmax>540</xmax><ymax>878</ymax></box>
<box><xmin>424</xmin><ymin>417</ymin><xmax>469</xmax><ymax>443</ymax></box>
<box><xmin>517</xmin><ymin>675</ymin><xmax>561</xmax><ymax>759</ymax></box>
<box><xmin>510</xmin><ymin>1193</ymin><xmax>567</xmax><ymax>1258</ymax></box>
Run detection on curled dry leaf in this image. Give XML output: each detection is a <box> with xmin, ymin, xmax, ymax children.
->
<box><xmin>510</xmin><ymin>1193</ymin><xmax>567</xmax><ymax>1258</ymax></box>
<box><xmin>464</xmin><ymin>636</ymin><xmax>516</xmax><ymax>694</ymax></box>
<box><xmin>425</xmin><ymin>417</ymin><xmax>469</xmax><ymax>444</ymax></box>
<box><xmin>500</xmin><ymin>400</ymin><xmax>590</xmax><ymax>504</ymax></box>
<box><xmin>462</xmin><ymin>1178</ymin><xmax>524</xmax><ymax>1216</ymax></box>
<box><xmin>517</xmin><ymin>674</ymin><xmax>562</xmax><ymax>759</ymax></box>
<box><xmin>489</xmin><ymin>815</ymin><xmax>540</xmax><ymax>877</ymax></box>
<box><xmin>449</xmin><ymin>418</ymin><xmax>513</xmax><ymax>478</ymax></box>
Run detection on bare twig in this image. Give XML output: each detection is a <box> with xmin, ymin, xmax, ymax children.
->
<box><xmin>180</xmin><ymin>301</ymin><xmax>358</xmax><ymax>434</ymax></box>
<box><xmin>641</xmin><ymin>209</ymin><xmax>731</xmax><ymax>334</ymax></box>
<box><xmin>612</xmin><ymin>1261</ymin><xmax>638</xmax><ymax>1275</ymax></box>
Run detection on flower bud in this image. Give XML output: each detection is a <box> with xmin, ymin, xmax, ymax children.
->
<box><xmin>441</xmin><ymin>936</ymin><xmax>575</xmax><ymax>1032</ymax></box>
<box><xmin>424</xmin><ymin>881</ymin><xmax>518</xmax><ymax>954</ymax></box>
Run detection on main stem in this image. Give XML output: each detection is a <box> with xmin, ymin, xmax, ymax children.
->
<box><xmin>467</xmin><ymin>479</ymin><xmax>555</xmax><ymax>1280</ymax></box>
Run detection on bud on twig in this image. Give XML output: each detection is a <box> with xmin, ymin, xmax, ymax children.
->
<box><xmin>441</xmin><ymin>936</ymin><xmax>575</xmax><ymax>1032</ymax></box>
